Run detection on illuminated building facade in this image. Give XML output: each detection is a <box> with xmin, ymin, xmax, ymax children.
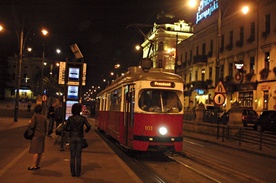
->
<box><xmin>176</xmin><ymin>0</ymin><xmax>276</xmax><ymax>112</ymax></box>
<box><xmin>141</xmin><ymin>20</ymin><xmax>193</xmax><ymax>71</ymax></box>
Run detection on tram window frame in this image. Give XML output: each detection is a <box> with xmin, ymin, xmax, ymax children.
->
<box><xmin>138</xmin><ymin>89</ymin><xmax>182</xmax><ymax>113</ymax></box>
<box><xmin>110</xmin><ymin>88</ymin><xmax>122</xmax><ymax>111</ymax></box>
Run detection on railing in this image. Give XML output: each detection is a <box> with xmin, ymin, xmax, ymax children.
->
<box><xmin>184</xmin><ymin>120</ymin><xmax>276</xmax><ymax>151</ymax></box>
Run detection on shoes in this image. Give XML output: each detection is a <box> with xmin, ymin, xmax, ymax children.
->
<box><xmin>28</xmin><ymin>167</ymin><xmax>39</xmax><ymax>170</ymax></box>
<box><xmin>71</xmin><ymin>174</ymin><xmax>76</xmax><ymax>177</ymax></box>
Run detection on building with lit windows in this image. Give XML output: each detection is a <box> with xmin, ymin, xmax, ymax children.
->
<box><xmin>176</xmin><ymin>0</ymin><xmax>276</xmax><ymax>112</ymax></box>
<box><xmin>141</xmin><ymin>20</ymin><xmax>193</xmax><ymax>71</ymax></box>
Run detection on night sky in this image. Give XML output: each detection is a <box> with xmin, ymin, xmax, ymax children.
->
<box><xmin>0</xmin><ymin>0</ymin><xmax>196</xmax><ymax>91</ymax></box>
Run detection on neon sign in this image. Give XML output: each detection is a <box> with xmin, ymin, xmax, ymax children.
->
<box><xmin>196</xmin><ymin>0</ymin><xmax>219</xmax><ymax>24</ymax></box>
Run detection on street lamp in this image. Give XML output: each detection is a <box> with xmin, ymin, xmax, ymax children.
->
<box><xmin>41</xmin><ymin>29</ymin><xmax>48</xmax><ymax>95</ymax></box>
<box><xmin>14</xmin><ymin>26</ymin><xmax>24</xmax><ymax>122</ymax></box>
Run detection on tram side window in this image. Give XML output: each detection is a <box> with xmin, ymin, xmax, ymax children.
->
<box><xmin>139</xmin><ymin>90</ymin><xmax>182</xmax><ymax>113</ymax></box>
<box><xmin>96</xmin><ymin>97</ymin><xmax>100</xmax><ymax>111</ymax></box>
<box><xmin>110</xmin><ymin>88</ymin><xmax>122</xmax><ymax>111</ymax></box>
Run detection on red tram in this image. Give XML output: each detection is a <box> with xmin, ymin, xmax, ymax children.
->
<box><xmin>95</xmin><ymin>63</ymin><xmax>184</xmax><ymax>152</ymax></box>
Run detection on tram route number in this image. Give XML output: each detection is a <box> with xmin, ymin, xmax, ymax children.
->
<box><xmin>145</xmin><ymin>126</ymin><xmax>153</xmax><ymax>131</ymax></box>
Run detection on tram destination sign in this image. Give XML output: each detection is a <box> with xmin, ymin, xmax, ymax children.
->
<box><xmin>150</xmin><ymin>81</ymin><xmax>175</xmax><ymax>88</ymax></box>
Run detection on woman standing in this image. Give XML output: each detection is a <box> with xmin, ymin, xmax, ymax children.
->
<box><xmin>28</xmin><ymin>104</ymin><xmax>47</xmax><ymax>170</ymax></box>
<box><xmin>64</xmin><ymin>103</ymin><xmax>91</xmax><ymax>177</ymax></box>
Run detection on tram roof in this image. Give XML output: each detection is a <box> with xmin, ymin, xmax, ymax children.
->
<box><xmin>98</xmin><ymin>67</ymin><xmax>183</xmax><ymax>95</ymax></box>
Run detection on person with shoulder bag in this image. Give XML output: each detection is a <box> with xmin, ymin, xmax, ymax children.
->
<box><xmin>64</xmin><ymin>103</ymin><xmax>91</xmax><ymax>177</ymax></box>
<box><xmin>27</xmin><ymin>104</ymin><xmax>47</xmax><ymax>170</ymax></box>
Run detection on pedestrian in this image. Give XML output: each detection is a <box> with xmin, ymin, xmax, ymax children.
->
<box><xmin>54</xmin><ymin>103</ymin><xmax>63</xmax><ymax>129</ymax></box>
<box><xmin>27</xmin><ymin>100</ymin><xmax>32</xmax><ymax>111</ymax></box>
<box><xmin>47</xmin><ymin>104</ymin><xmax>55</xmax><ymax>136</ymax></box>
<box><xmin>28</xmin><ymin>104</ymin><xmax>47</xmax><ymax>170</ymax></box>
<box><xmin>64</xmin><ymin>103</ymin><xmax>91</xmax><ymax>177</ymax></box>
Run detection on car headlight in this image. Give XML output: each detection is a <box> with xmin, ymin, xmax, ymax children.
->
<box><xmin>159</xmin><ymin>127</ymin><xmax>167</xmax><ymax>135</ymax></box>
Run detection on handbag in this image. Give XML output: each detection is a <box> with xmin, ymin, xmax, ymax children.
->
<box><xmin>82</xmin><ymin>138</ymin><xmax>88</xmax><ymax>148</ymax></box>
<box><xmin>24</xmin><ymin>116</ymin><xmax>36</xmax><ymax>140</ymax></box>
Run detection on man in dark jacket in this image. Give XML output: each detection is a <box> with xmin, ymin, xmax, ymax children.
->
<box><xmin>47</xmin><ymin>104</ymin><xmax>55</xmax><ymax>136</ymax></box>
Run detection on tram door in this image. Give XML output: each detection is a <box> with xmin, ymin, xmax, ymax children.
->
<box><xmin>123</xmin><ymin>84</ymin><xmax>135</xmax><ymax>147</ymax></box>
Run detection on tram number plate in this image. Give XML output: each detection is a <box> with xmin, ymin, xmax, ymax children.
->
<box><xmin>145</xmin><ymin>126</ymin><xmax>153</xmax><ymax>131</ymax></box>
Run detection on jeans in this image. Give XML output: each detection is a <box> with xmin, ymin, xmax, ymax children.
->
<box><xmin>69</xmin><ymin>137</ymin><xmax>83</xmax><ymax>176</ymax></box>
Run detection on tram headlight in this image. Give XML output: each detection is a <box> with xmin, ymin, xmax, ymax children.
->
<box><xmin>159</xmin><ymin>127</ymin><xmax>167</xmax><ymax>135</ymax></box>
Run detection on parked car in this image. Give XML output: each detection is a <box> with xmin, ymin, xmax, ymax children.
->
<box><xmin>219</xmin><ymin>108</ymin><xmax>258</xmax><ymax>128</ymax></box>
<box><xmin>255</xmin><ymin>110</ymin><xmax>276</xmax><ymax>132</ymax></box>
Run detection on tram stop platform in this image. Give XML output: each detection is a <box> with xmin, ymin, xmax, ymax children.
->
<box><xmin>0</xmin><ymin>117</ymin><xmax>142</xmax><ymax>183</ymax></box>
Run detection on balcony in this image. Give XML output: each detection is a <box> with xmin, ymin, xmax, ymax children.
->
<box><xmin>193</xmin><ymin>55</ymin><xmax>208</xmax><ymax>66</ymax></box>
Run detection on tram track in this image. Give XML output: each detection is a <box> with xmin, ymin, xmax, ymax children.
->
<box><xmin>167</xmin><ymin>155</ymin><xmax>222</xmax><ymax>183</ymax></box>
<box><xmin>95</xmin><ymin>129</ymin><xmax>167</xmax><ymax>182</ymax></box>
<box><xmin>96</xmin><ymin>129</ymin><xmax>223</xmax><ymax>182</ymax></box>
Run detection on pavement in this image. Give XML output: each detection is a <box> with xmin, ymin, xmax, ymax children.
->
<box><xmin>0</xmin><ymin>117</ymin><xmax>142</xmax><ymax>183</ymax></box>
<box><xmin>0</xmin><ymin>114</ymin><xmax>275</xmax><ymax>183</ymax></box>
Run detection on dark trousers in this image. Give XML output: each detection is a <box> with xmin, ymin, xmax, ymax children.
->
<box><xmin>69</xmin><ymin>137</ymin><xmax>83</xmax><ymax>176</ymax></box>
<box><xmin>48</xmin><ymin>117</ymin><xmax>54</xmax><ymax>135</ymax></box>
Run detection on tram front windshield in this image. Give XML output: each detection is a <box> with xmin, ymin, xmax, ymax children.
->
<box><xmin>138</xmin><ymin>90</ymin><xmax>182</xmax><ymax>113</ymax></box>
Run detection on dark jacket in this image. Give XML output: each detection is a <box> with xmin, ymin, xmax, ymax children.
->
<box><xmin>47</xmin><ymin>106</ymin><xmax>55</xmax><ymax>119</ymax></box>
<box><xmin>64</xmin><ymin>115</ymin><xmax>91</xmax><ymax>138</ymax></box>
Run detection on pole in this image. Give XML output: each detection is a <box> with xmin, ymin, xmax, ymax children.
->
<box><xmin>41</xmin><ymin>44</ymin><xmax>45</xmax><ymax>95</ymax></box>
<box><xmin>41</xmin><ymin>45</ymin><xmax>46</xmax><ymax>115</ymax></box>
<box><xmin>215</xmin><ymin>0</ymin><xmax>221</xmax><ymax>86</ymax></box>
<box><xmin>175</xmin><ymin>33</ymin><xmax>178</xmax><ymax>74</ymax></box>
<box><xmin>14</xmin><ymin>27</ymin><xmax>24</xmax><ymax>122</ymax></box>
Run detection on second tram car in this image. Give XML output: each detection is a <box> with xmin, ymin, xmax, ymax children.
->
<box><xmin>95</xmin><ymin>63</ymin><xmax>184</xmax><ymax>152</ymax></box>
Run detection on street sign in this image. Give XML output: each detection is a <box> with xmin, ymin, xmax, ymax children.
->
<box><xmin>214</xmin><ymin>81</ymin><xmax>226</xmax><ymax>93</ymax></box>
<box><xmin>213</xmin><ymin>93</ymin><xmax>225</xmax><ymax>106</ymax></box>
<box><xmin>42</xmin><ymin>95</ymin><xmax>48</xmax><ymax>102</ymax></box>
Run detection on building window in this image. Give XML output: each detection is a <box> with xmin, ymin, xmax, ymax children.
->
<box><xmin>239</xmin><ymin>26</ymin><xmax>244</xmax><ymax>41</ymax></box>
<box><xmin>189</xmin><ymin>72</ymin><xmax>192</xmax><ymax>82</ymax></box>
<box><xmin>185</xmin><ymin>52</ymin><xmax>187</xmax><ymax>62</ymax></box>
<box><xmin>220</xmin><ymin>65</ymin><xmax>224</xmax><ymax>80</ymax></box>
<box><xmin>189</xmin><ymin>50</ymin><xmax>193</xmax><ymax>64</ymax></box>
<box><xmin>201</xmin><ymin>69</ymin><xmax>205</xmax><ymax>81</ymax></box>
<box><xmin>237</xmin><ymin>26</ymin><xmax>244</xmax><ymax>46</ymax></box>
<box><xmin>263</xmin><ymin>90</ymin><xmax>269</xmax><ymax>110</ymax></box>
<box><xmin>195</xmin><ymin>70</ymin><xmax>198</xmax><ymax>81</ymax></box>
<box><xmin>250</xmin><ymin>57</ymin><xmax>255</xmax><ymax>73</ymax></box>
<box><xmin>210</xmin><ymin>40</ymin><xmax>213</xmax><ymax>56</ymax></box>
<box><xmin>226</xmin><ymin>31</ymin><xmax>233</xmax><ymax>50</ymax></box>
<box><xmin>264</xmin><ymin>14</ymin><xmax>270</xmax><ymax>33</ymax></box>
<box><xmin>249</xmin><ymin>22</ymin><xmax>255</xmax><ymax>41</ymax></box>
<box><xmin>264</xmin><ymin>52</ymin><xmax>270</xmax><ymax>69</ymax></box>
<box><xmin>220</xmin><ymin>35</ymin><xmax>224</xmax><ymax>52</ymax></box>
<box><xmin>158</xmin><ymin>42</ymin><xmax>164</xmax><ymax>51</ymax></box>
<box><xmin>158</xmin><ymin>59</ymin><xmax>163</xmax><ymax>68</ymax></box>
<box><xmin>228</xmin><ymin>63</ymin><xmax>233</xmax><ymax>77</ymax></box>
<box><xmin>230</xmin><ymin>31</ymin><xmax>233</xmax><ymax>45</ymax></box>
<box><xmin>239</xmin><ymin>92</ymin><xmax>253</xmax><ymax>108</ymax></box>
<box><xmin>202</xmin><ymin>43</ymin><xmax>206</xmax><ymax>55</ymax></box>
<box><xmin>196</xmin><ymin>46</ymin><xmax>199</xmax><ymax>55</ymax></box>
<box><xmin>209</xmin><ymin>67</ymin><xmax>212</xmax><ymax>79</ymax></box>
<box><xmin>184</xmin><ymin>74</ymin><xmax>186</xmax><ymax>84</ymax></box>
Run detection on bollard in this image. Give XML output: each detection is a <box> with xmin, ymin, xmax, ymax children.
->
<box><xmin>259</xmin><ymin>131</ymin><xmax>262</xmax><ymax>151</ymax></box>
<box><xmin>222</xmin><ymin>126</ymin><xmax>224</xmax><ymax>142</ymax></box>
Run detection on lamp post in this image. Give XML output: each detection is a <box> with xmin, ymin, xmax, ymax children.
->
<box><xmin>14</xmin><ymin>26</ymin><xmax>24</xmax><ymax>122</ymax></box>
<box><xmin>40</xmin><ymin>29</ymin><xmax>48</xmax><ymax>95</ymax></box>
<box><xmin>215</xmin><ymin>0</ymin><xmax>222</xmax><ymax>86</ymax></box>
